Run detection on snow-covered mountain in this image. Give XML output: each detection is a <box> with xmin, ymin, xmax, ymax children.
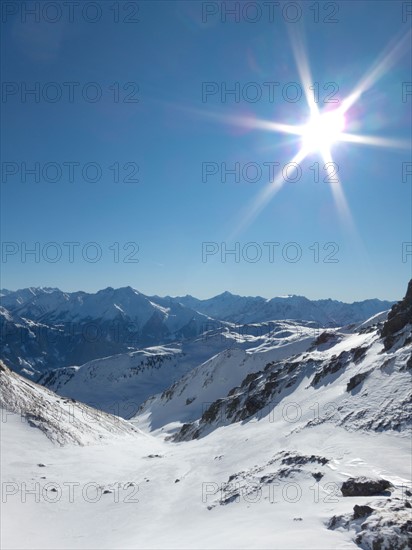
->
<box><xmin>1</xmin><ymin>285</ymin><xmax>214</xmax><ymax>335</ymax></box>
<box><xmin>0</xmin><ymin>287</ymin><xmax>60</xmax><ymax>309</ymax></box>
<box><xmin>38</xmin><ymin>320</ymin><xmax>319</xmax><ymax>418</ymax></box>
<box><xmin>171</xmin><ymin>319</ymin><xmax>411</xmax><ymax>441</ymax></box>
<box><xmin>1</xmin><ymin>281</ymin><xmax>411</xmax><ymax>549</ymax></box>
<box><xmin>0</xmin><ymin>286</ymin><xmax>217</xmax><ymax>376</ymax></box>
<box><xmin>134</xmin><ymin>320</ymin><xmax>320</xmax><ymax>431</ymax></box>
<box><xmin>131</xmin><ymin>290</ymin><xmax>410</xmax><ymax>442</ymax></box>
<box><xmin>0</xmin><ymin>306</ymin><xmax>67</xmax><ymax>377</ymax></box>
<box><xmin>0</xmin><ymin>286</ymin><xmax>393</xmax><ymax>377</ymax></box>
<box><xmin>175</xmin><ymin>291</ymin><xmax>394</xmax><ymax>325</ymax></box>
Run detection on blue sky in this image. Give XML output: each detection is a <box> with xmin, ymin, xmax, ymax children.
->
<box><xmin>1</xmin><ymin>0</ymin><xmax>411</xmax><ymax>301</ymax></box>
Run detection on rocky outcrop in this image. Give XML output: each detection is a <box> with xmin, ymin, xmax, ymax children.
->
<box><xmin>205</xmin><ymin>451</ymin><xmax>330</xmax><ymax>509</ymax></box>
<box><xmin>381</xmin><ymin>280</ymin><xmax>412</xmax><ymax>350</ymax></box>
<box><xmin>347</xmin><ymin>370</ymin><xmax>371</xmax><ymax>392</ymax></box>
<box><xmin>328</xmin><ymin>498</ymin><xmax>412</xmax><ymax>550</ymax></box>
<box><xmin>341</xmin><ymin>477</ymin><xmax>392</xmax><ymax>497</ymax></box>
<box><xmin>172</xmin><ymin>358</ymin><xmax>312</xmax><ymax>441</ymax></box>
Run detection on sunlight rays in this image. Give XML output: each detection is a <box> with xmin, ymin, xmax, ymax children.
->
<box><xmin>223</xmin><ymin>29</ymin><xmax>411</xmax><ymax>239</ymax></box>
<box><xmin>288</xmin><ymin>27</ymin><xmax>319</xmax><ymax>117</ymax></box>
<box><xmin>228</xmin><ymin>148</ymin><xmax>308</xmax><ymax>240</ymax></box>
<box><xmin>176</xmin><ymin>29</ymin><xmax>410</xmax><ymax>241</ymax></box>
<box><xmin>340</xmin><ymin>29</ymin><xmax>412</xmax><ymax>115</ymax></box>
<box><xmin>339</xmin><ymin>133</ymin><xmax>411</xmax><ymax>149</ymax></box>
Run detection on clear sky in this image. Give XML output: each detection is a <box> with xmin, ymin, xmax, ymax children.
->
<box><xmin>1</xmin><ymin>0</ymin><xmax>411</xmax><ymax>301</ymax></box>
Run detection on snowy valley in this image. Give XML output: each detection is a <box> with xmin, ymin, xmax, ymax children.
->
<box><xmin>1</xmin><ymin>282</ymin><xmax>411</xmax><ymax>549</ymax></box>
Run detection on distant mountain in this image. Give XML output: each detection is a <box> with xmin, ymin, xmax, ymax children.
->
<box><xmin>2</xmin><ymin>286</ymin><xmax>212</xmax><ymax>331</ymax></box>
<box><xmin>0</xmin><ymin>286</ymin><xmax>60</xmax><ymax>310</ymax></box>
<box><xmin>0</xmin><ymin>286</ymin><xmax>393</xmax><ymax>377</ymax></box>
<box><xmin>0</xmin><ymin>287</ymin><xmax>217</xmax><ymax>376</ymax></box>
<box><xmin>175</xmin><ymin>291</ymin><xmax>394</xmax><ymax>325</ymax></box>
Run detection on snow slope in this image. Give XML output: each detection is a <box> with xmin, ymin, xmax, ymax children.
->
<box><xmin>1</xmin><ymin>283</ymin><xmax>411</xmax><ymax>550</ymax></box>
<box><xmin>135</xmin><ymin>321</ymin><xmax>318</xmax><ymax>431</ymax></box>
<box><xmin>38</xmin><ymin>320</ymin><xmax>319</xmax><ymax>418</ymax></box>
<box><xmin>168</xmin><ymin>322</ymin><xmax>411</xmax><ymax>442</ymax></box>
<box><xmin>2</xmin><ymin>377</ymin><xmax>410</xmax><ymax>549</ymax></box>
<box><xmin>0</xmin><ymin>362</ymin><xmax>140</xmax><ymax>446</ymax></box>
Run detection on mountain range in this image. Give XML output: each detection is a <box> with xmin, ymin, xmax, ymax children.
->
<box><xmin>0</xmin><ymin>286</ymin><xmax>393</xmax><ymax>377</ymax></box>
<box><xmin>1</xmin><ymin>280</ymin><xmax>411</xmax><ymax>549</ymax></box>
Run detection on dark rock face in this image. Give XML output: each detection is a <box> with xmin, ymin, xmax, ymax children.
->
<box><xmin>241</xmin><ymin>395</ymin><xmax>265</xmax><ymax>418</ymax></box>
<box><xmin>311</xmin><ymin>350</ymin><xmax>351</xmax><ymax>387</ymax></box>
<box><xmin>381</xmin><ymin>280</ymin><xmax>412</xmax><ymax>350</ymax></box>
<box><xmin>309</xmin><ymin>331</ymin><xmax>339</xmax><ymax>350</ymax></box>
<box><xmin>347</xmin><ymin>370</ymin><xmax>371</xmax><ymax>392</ymax></box>
<box><xmin>315</xmin><ymin>332</ymin><xmax>335</xmax><ymax>345</ymax></box>
<box><xmin>353</xmin><ymin>504</ymin><xmax>374</xmax><ymax>519</ymax></box>
<box><xmin>280</xmin><ymin>453</ymin><xmax>328</xmax><ymax>467</ymax></box>
<box><xmin>201</xmin><ymin>399</ymin><xmax>224</xmax><ymax>423</ymax></box>
<box><xmin>341</xmin><ymin>477</ymin><xmax>392</xmax><ymax>497</ymax></box>
<box><xmin>352</xmin><ymin>346</ymin><xmax>368</xmax><ymax>363</ymax></box>
<box><xmin>312</xmin><ymin>345</ymin><xmax>369</xmax><ymax>388</ymax></box>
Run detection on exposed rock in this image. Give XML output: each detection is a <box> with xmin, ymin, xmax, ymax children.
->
<box><xmin>355</xmin><ymin>499</ymin><xmax>412</xmax><ymax>550</ymax></box>
<box><xmin>309</xmin><ymin>331</ymin><xmax>338</xmax><ymax>350</ymax></box>
<box><xmin>353</xmin><ymin>504</ymin><xmax>374</xmax><ymax>519</ymax></box>
<box><xmin>312</xmin><ymin>350</ymin><xmax>351</xmax><ymax>387</ymax></box>
<box><xmin>329</xmin><ymin>498</ymin><xmax>412</xmax><ymax>549</ymax></box>
<box><xmin>341</xmin><ymin>477</ymin><xmax>392</xmax><ymax>497</ymax></box>
<box><xmin>381</xmin><ymin>280</ymin><xmax>412</xmax><ymax>350</ymax></box>
<box><xmin>201</xmin><ymin>399</ymin><xmax>224</xmax><ymax>423</ymax></box>
<box><xmin>328</xmin><ymin>514</ymin><xmax>348</xmax><ymax>530</ymax></box>
<box><xmin>351</xmin><ymin>346</ymin><xmax>368</xmax><ymax>363</ymax></box>
<box><xmin>280</xmin><ymin>453</ymin><xmax>328</xmax><ymax>466</ymax></box>
<box><xmin>347</xmin><ymin>370</ymin><xmax>371</xmax><ymax>392</ymax></box>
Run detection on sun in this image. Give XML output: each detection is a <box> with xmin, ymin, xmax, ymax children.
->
<box><xmin>300</xmin><ymin>109</ymin><xmax>346</xmax><ymax>153</ymax></box>
<box><xmin>195</xmin><ymin>28</ymin><xmax>411</xmax><ymax>238</ymax></box>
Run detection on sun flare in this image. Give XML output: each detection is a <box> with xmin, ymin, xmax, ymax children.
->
<box><xmin>301</xmin><ymin>109</ymin><xmax>346</xmax><ymax>153</ymax></box>
<box><xmin>197</xmin><ymin>28</ymin><xmax>412</xmax><ymax>239</ymax></box>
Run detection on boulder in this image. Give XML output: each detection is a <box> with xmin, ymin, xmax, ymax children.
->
<box><xmin>341</xmin><ymin>477</ymin><xmax>392</xmax><ymax>497</ymax></box>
